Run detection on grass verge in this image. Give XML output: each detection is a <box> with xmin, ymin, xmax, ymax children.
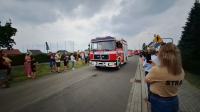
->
<box><xmin>10</xmin><ymin>61</ymin><xmax>87</xmax><ymax>84</ymax></box>
<box><xmin>185</xmin><ymin>72</ymin><xmax>200</xmax><ymax>89</ymax></box>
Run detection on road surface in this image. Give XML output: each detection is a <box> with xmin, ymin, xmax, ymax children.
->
<box><xmin>0</xmin><ymin>56</ymin><xmax>138</xmax><ymax>112</ymax></box>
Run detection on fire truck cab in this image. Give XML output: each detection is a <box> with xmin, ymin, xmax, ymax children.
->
<box><xmin>89</xmin><ymin>36</ymin><xmax>128</xmax><ymax>69</ymax></box>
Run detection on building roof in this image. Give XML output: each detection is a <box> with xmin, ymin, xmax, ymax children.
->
<box><xmin>2</xmin><ymin>49</ymin><xmax>21</xmax><ymax>56</ymax></box>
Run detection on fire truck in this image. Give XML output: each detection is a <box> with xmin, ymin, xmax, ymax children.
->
<box><xmin>89</xmin><ymin>36</ymin><xmax>128</xmax><ymax>69</ymax></box>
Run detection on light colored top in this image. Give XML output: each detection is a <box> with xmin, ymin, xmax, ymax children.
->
<box><xmin>151</xmin><ymin>55</ymin><xmax>160</xmax><ymax>66</ymax></box>
<box><xmin>70</xmin><ymin>55</ymin><xmax>75</xmax><ymax>61</ymax></box>
<box><xmin>143</xmin><ymin>59</ymin><xmax>152</xmax><ymax>72</ymax></box>
<box><xmin>3</xmin><ymin>57</ymin><xmax>12</xmax><ymax>63</ymax></box>
<box><xmin>55</xmin><ymin>53</ymin><xmax>61</xmax><ymax>62</ymax></box>
<box><xmin>146</xmin><ymin>66</ymin><xmax>185</xmax><ymax>97</ymax></box>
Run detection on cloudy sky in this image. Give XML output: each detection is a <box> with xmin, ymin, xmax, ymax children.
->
<box><xmin>0</xmin><ymin>0</ymin><xmax>194</xmax><ymax>52</ymax></box>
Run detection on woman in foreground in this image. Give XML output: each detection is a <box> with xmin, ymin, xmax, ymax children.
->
<box><xmin>145</xmin><ymin>43</ymin><xmax>185</xmax><ymax>112</ymax></box>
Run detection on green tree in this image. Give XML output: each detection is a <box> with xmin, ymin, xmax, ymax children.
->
<box><xmin>178</xmin><ymin>0</ymin><xmax>200</xmax><ymax>74</ymax></box>
<box><xmin>0</xmin><ymin>20</ymin><xmax>17</xmax><ymax>49</ymax></box>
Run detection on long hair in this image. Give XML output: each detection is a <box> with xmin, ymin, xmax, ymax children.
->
<box><xmin>158</xmin><ymin>43</ymin><xmax>182</xmax><ymax>75</ymax></box>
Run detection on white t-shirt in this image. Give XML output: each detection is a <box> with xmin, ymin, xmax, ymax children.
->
<box><xmin>55</xmin><ymin>54</ymin><xmax>61</xmax><ymax>62</ymax></box>
<box><xmin>151</xmin><ymin>55</ymin><xmax>160</xmax><ymax>66</ymax></box>
<box><xmin>70</xmin><ymin>55</ymin><xmax>75</xmax><ymax>62</ymax></box>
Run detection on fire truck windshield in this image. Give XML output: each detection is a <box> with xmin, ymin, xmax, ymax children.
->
<box><xmin>91</xmin><ymin>41</ymin><xmax>115</xmax><ymax>51</ymax></box>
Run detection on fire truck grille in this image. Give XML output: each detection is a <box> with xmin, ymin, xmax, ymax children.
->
<box><xmin>101</xmin><ymin>55</ymin><xmax>109</xmax><ymax>60</ymax></box>
<box><xmin>94</xmin><ymin>54</ymin><xmax>109</xmax><ymax>60</ymax></box>
<box><xmin>94</xmin><ymin>55</ymin><xmax>101</xmax><ymax>59</ymax></box>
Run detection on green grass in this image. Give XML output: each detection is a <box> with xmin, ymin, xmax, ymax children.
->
<box><xmin>10</xmin><ymin>61</ymin><xmax>87</xmax><ymax>84</ymax></box>
<box><xmin>185</xmin><ymin>72</ymin><xmax>200</xmax><ymax>89</ymax></box>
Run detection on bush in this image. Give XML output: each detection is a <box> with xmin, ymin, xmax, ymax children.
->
<box><xmin>9</xmin><ymin>54</ymin><xmax>26</xmax><ymax>66</ymax></box>
<box><xmin>34</xmin><ymin>54</ymin><xmax>49</xmax><ymax>63</ymax></box>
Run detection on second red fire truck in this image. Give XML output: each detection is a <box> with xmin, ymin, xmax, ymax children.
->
<box><xmin>89</xmin><ymin>36</ymin><xmax>128</xmax><ymax>69</ymax></box>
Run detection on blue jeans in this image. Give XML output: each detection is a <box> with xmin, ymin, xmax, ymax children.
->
<box><xmin>150</xmin><ymin>92</ymin><xmax>179</xmax><ymax>112</ymax></box>
<box><xmin>49</xmin><ymin>60</ymin><xmax>55</xmax><ymax>68</ymax></box>
<box><xmin>0</xmin><ymin>69</ymin><xmax>7</xmax><ymax>80</ymax></box>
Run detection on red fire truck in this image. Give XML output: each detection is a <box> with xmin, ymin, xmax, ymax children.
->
<box><xmin>89</xmin><ymin>36</ymin><xmax>128</xmax><ymax>69</ymax></box>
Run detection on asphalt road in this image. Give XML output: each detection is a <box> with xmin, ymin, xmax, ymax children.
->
<box><xmin>0</xmin><ymin>56</ymin><xmax>138</xmax><ymax>112</ymax></box>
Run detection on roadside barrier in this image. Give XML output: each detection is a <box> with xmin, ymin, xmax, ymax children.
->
<box><xmin>126</xmin><ymin>58</ymin><xmax>150</xmax><ymax>112</ymax></box>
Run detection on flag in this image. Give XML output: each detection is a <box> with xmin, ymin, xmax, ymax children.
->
<box><xmin>45</xmin><ymin>42</ymin><xmax>50</xmax><ymax>51</ymax></box>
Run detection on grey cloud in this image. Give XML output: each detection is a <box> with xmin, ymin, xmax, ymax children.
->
<box><xmin>0</xmin><ymin>0</ymin><xmax>109</xmax><ymax>25</ymax></box>
<box><xmin>111</xmin><ymin>0</ymin><xmax>176</xmax><ymax>36</ymax></box>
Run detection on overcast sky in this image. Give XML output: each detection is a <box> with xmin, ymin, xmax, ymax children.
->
<box><xmin>0</xmin><ymin>0</ymin><xmax>194</xmax><ymax>52</ymax></box>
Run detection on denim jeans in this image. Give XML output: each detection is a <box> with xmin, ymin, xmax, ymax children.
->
<box><xmin>150</xmin><ymin>92</ymin><xmax>179</xmax><ymax>112</ymax></box>
<box><xmin>0</xmin><ymin>69</ymin><xmax>7</xmax><ymax>80</ymax></box>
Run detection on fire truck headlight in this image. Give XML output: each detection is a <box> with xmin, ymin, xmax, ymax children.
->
<box><xmin>108</xmin><ymin>62</ymin><xmax>116</xmax><ymax>66</ymax></box>
<box><xmin>90</xmin><ymin>61</ymin><xmax>96</xmax><ymax>66</ymax></box>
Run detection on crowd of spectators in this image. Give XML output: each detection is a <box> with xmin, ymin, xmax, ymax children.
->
<box><xmin>0</xmin><ymin>50</ymin><xmax>89</xmax><ymax>88</ymax></box>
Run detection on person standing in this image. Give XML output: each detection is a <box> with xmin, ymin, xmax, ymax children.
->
<box><xmin>49</xmin><ymin>52</ymin><xmax>56</xmax><ymax>72</ymax></box>
<box><xmin>151</xmin><ymin>51</ymin><xmax>159</xmax><ymax>66</ymax></box>
<box><xmin>143</xmin><ymin>48</ymin><xmax>152</xmax><ymax>75</ymax></box>
<box><xmin>63</xmin><ymin>53</ymin><xmax>69</xmax><ymax>71</ymax></box>
<box><xmin>85</xmin><ymin>53</ymin><xmax>89</xmax><ymax>64</ymax></box>
<box><xmin>31</xmin><ymin>56</ymin><xmax>37</xmax><ymax>79</ymax></box>
<box><xmin>0</xmin><ymin>51</ymin><xmax>10</xmax><ymax>88</ymax></box>
<box><xmin>24</xmin><ymin>53</ymin><xmax>32</xmax><ymax>78</ymax></box>
<box><xmin>145</xmin><ymin>43</ymin><xmax>185</xmax><ymax>112</ymax></box>
<box><xmin>55</xmin><ymin>52</ymin><xmax>61</xmax><ymax>73</ymax></box>
<box><xmin>70</xmin><ymin>53</ymin><xmax>75</xmax><ymax>70</ymax></box>
<box><xmin>3</xmin><ymin>53</ymin><xmax>12</xmax><ymax>80</ymax></box>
